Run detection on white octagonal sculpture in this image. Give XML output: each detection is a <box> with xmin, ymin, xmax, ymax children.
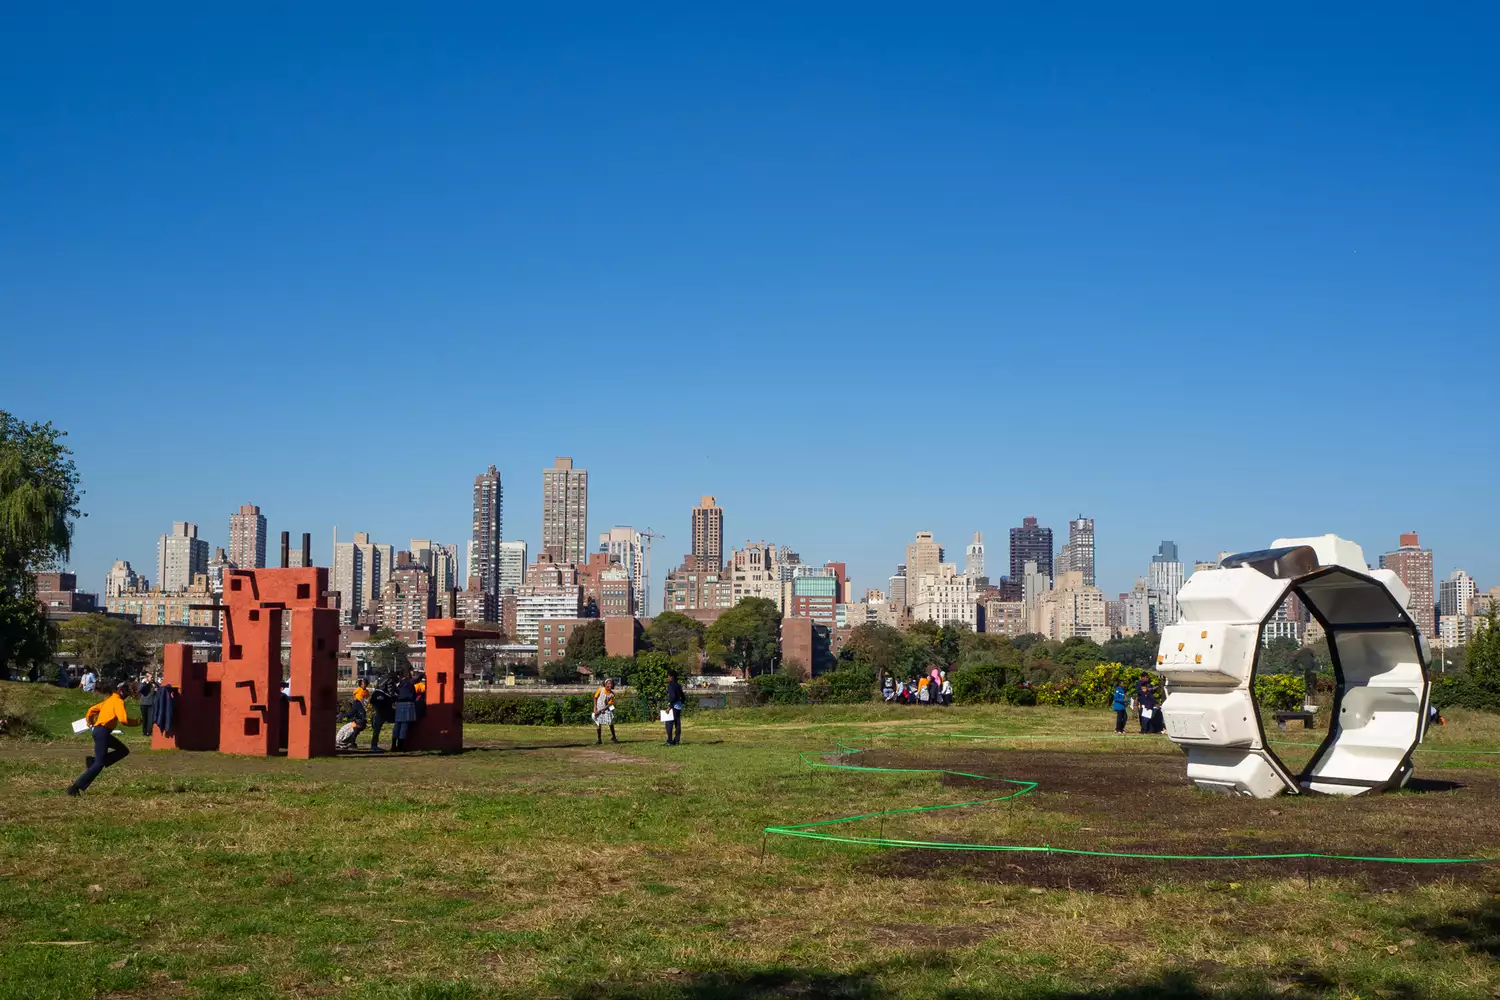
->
<box><xmin>1157</xmin><ymin>534</ymin><xmax>1432</xmax><ymax>798</ymax></box>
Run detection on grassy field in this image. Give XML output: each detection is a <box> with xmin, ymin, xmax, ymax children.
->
<box><xmin>3</xmin><ymin>681</ymin><xmax>1500</xmax><ymax>999</ymax></box>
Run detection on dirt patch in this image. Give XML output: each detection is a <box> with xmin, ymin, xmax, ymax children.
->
<box><xmin>851</xmin><ymin>748</ymin><xmax>1500</xmax><ymax>893</ymax></box>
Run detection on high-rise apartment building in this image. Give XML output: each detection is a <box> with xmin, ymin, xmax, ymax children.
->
<box><xmin>1147</xmin><ymin>541</ymin><xmax>1184</xmax><ymax>631</ymax></box>
<box><xmin>332</xmin><ymin>531</ymin><xmax>395</xmax><ymax>625</ymax></box>
<box><xmin>965</xmin><ymin>532</ymin><xmax>986</xmax><ymax>581</ymax></box>
<box><xmin>1010</xmin><ymin>517</ymin><xmax>1053</xmax><ymax>590</ymax></box>
<box><xmin>1125</xmin><ymin>578</ymin><xmax>1151</xmax><ymax>633</ymax></box>
<box><xmin>410</xmin><ymin>539</ymin><xmax>460</xmax><ymax>605</ymax></box>
<box><xmin>105</xmin><ymin>560</ymin><xmax>140</xmax><ymax>598</ymax></box>
<box><xmin>600</xmin><ymin>527</ymin><xmax>648</xmax><ymax>616</ymax></box>
<box><xmin>887</xmin><ymin>569</ymin><xmax>907</xmax><ymax>611</ymax></box>
<box><xmin>157</xmin><ymin>521</ymin><xmax>209</xmax><ymax>593</ymax></box>
<box><xmin>1379</xmin><ymin>532</ymin><xmax>1435</xmax><ymax>637</ymax></box>
<box><xmin>1043</xmin><ymin>571</ymin><xmax>1110</xmax><ymax>644</ymax></box>
<box><xmin>730</xmin><ymin>541</ymin><xmax>784</xmax><ymax>611</ymax></box>
<box><xmin>542</xmin><ymin>457</ymin><xmax>588</xmax><ymax>564</ymax></box>
<box><xmin>497</xmin><ymin>540</ymin><xmax>527</xmax><ymax>593</ymax></box>
<box><xmin>207</xmin><ymin>547</ymin><xmax>233</xmax><ymax>596</ymax></box>
<box><xmin>904</xmin><ymin>532</ymin><xmax>944</xmax><ymax>607</ymax></box>
<box><xmin>471</xmin><ymin>465</ymin><xmax>503</xmax><ymax>595</ymax></box>
<box><xmin>691</xmin><ymin>496</ymin><xmax>724</xmax><ymax>570</ymax></box>
<box><xmin>378</xmin><ymin>552</ymin><xmax>435</xmax><ymax>635</ymax></box>
<box><xmin>911</xmin><ymin>563</ymin><xmax>978</xmax><ymax>629</ymax></box>
<box><xmin>1059</xmin><ymin>516</ymin><xmax>1095</xmax><ymax>587</ymax></box>
<box><xmin>228</xmin><ymin>504</ymin><xmax>267</xmax><ymax>569</ymax></box>
<box><xmin>1022</xmin><ymin>559</ymin><xmax>1051</xmax><ymax>633</ymax></box>
<box><xmin>1440</xmin><ymin>569</ymin><xmax>1477</xmax><ymax>618</ymax></box>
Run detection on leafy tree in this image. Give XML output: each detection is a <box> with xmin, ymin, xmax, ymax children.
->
<box><xmin>1103</xmin><ymin>632</ymin><xmax>1160</xmax><ymax>670</ymax></box>
<box><xmin>840</xmin><ymin>623</ymin><xmax>907</xmax><ymax>676</ymax></box>
<box><xmin>0</xmin><ymin>413</ymin><xmax>82</xmax><ymax>679</ymax></box>
<box><xmin>705</xmin><ymin>597</ymin><xmax>781</xmax><ymax>677</ymax></box>
<box><xmin>369</xmin><ymin>627</ymin><xmax>411</xmax><ymax>675</ymax></box>
<box><xmin>643</xmin><ymin>611</ymin><xmax>706</xmax><ymax>672</ymax></box>
<box><xmin>59</xmin><ymin>614</ymin><xmax>147</xmax><ymax>681</ymax></box>
<box><xmin>631</xmin><ymin>650</ymin><xmax>672</xmax><ymax>708</ymax></box>
<box><xmin>1010</xmin><ymin>633</ymin><xmax>1045</xmax><ymax>653</ymax></box>
<box><xmin>1054</xmin><ymin>637</ymin><xmax>1106</xmax><ymax>668</ymax></box>
<box><xmin>904</xmin><ymin>619</ymin><xmax>942</xmax><ymax>675</ymax></box>
<box><xmin>938</xmin><ymin>622</ymin><xmax>970</xmax><ymax>666</ymax></box>
<box><xmin>540</xmin><ymin>658</ymin><xmax>584</xmax><ymax>684</ymax></box>
<box><xmin>563</xmin><ymin>620</ymin><xmax>607</xmax><ymax>665</ymax></box>
<box><xmin>1257</xmin><ymin>636</ymin><xmax>1302</xmax><ymax>675</ymax></box>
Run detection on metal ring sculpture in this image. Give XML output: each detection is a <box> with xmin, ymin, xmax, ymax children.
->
<box><xmin>1157</xmin><ymin>535</ymin><xmax>1432</xmax><ymax>798</ymax></box>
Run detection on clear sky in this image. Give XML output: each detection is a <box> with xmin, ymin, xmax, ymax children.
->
<box><xmin>3</xmin><ymin>4</ymin><xmax>1496</xmax><ymax>606</ymax></box>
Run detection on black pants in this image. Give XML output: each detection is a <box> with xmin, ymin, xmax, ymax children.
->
<box><xmin>1115</xmin><ymin>709</ymin><xmax>1127</xmax><ymax>732</ymax></box>
<box><xmin>1140</xmin><ymin>711</ymin><xmax>1154</xmax><ymax>734</ymax></box>
<box><xmin>370</xmin><ymin>715</ymin><xmax>387</xmax><ymax>748</ymax></box>
<box><xmin>665</xmin><ymin>708</ymin><xmax>682</xmax><ymax>744</ymax></box>
<box><xmin>73</xmin><ymin>727</ymin><xmax>129</xmax><ymax>792</ymax></box>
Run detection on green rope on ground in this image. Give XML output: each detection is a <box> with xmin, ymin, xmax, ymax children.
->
<box><xmin>763</xmin><ymin>741</ymin><xmax>1499</xmax><ymax>864</ymax></box>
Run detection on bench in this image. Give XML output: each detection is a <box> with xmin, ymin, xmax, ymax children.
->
<box><xmin>1274</xmin><ymin>709</ymin><xmax>1316</xmax><ymax>730</ymax></box>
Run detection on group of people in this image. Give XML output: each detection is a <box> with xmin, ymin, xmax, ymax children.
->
<box><xmin>1112</xmin><ymin>674</ymin><xmax>1166</xmax><ymax>734</ymax></box>
<box><xmin>336</xmin><ymin>671</ymin><xmax>428</xmax><ymax>752</ymax></box>
<box><xmin>881</xmin><ymin>669</ymin><xmax>953</xmax><ymax>706</ymax></box>
<box><xmin>589</xmin><ymin>670</ymin><xmax>687</xmax><ymax>746</ymax></box>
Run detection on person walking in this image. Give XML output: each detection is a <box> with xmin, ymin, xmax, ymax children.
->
<box><xmin>81</xmin><ymin>669</ymin><xmax>97</xmax><ymax>693</ymax></box>
<box><xmin>1111</xmin><ymin>681</ymin><xmax>1129</xmax><ymax>735</ymax></box>
<box><xmin>663</xmin><ymin>670</ymin><xmax>685</xmax><ymax>746</ymax></box>
<box><xmin>391</xmin><ymin>672</ymin><xmax>419</xmax><ymax>751</ymax></box>
<box><xmin>593</xmin><ymin>678</ymin><xmax>618</xmax><ymax>745</ymax></box>
<box><xmin>67</xmin><ymin>681</ymin><xmax>136</xmax><ymax>796</ymax></box>
<box><xmin>1137</xmin><ymin>674</ymin><xmax>1159</xmax><ymax>734</ymax></box>
<box><xmin>368</xmin><ymin>675</ymin><xmax>395</xmax><ymax>753</ymax></box>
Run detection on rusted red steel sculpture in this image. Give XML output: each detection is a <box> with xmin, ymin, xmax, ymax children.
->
<box><xmin>152</xmin><ymin>566</ymin><xmax>481</xmax><ymax>757</ymax></box>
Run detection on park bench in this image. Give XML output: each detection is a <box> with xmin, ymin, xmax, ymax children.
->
<box><xmin>1274</xmin><ymin>709</ymin><xmax>1316</xmax><ymax>730</ymax></box>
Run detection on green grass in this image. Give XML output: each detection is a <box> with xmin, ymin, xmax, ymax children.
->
<box><xmin>0</xmin><ymin>679</ymin><xmax>100</xmax><ymax>737</ymax></box>
<box><xmin>3</xmin><ymin>682</ymin><xmax>1500</xmax><ymax>999</ymax></box>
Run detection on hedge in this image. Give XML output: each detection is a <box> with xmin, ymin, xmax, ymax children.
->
<box><xmin>463</xmin><ymin>691</ymin><xmax>655</xmax><ymax>726</ymax></box>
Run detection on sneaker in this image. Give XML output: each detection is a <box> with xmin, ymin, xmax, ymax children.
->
<box><xmin>370</xmin><ymin>746</ymin><xmax>385</xmax><ymax>753</ymax></box>
<box><xmin>66</xmin><ymin>786</ymin><xmax>81</xmax><ymax>797</ymax></box>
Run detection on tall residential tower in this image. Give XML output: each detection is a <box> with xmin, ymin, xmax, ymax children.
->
<box><xmin>691</xmin><ymin>496</ymin><xmax>724</xmax><ymax>570</ymax></box>
<box><xmin>228</xmin><ymin>504</ymin><xmax>267</xmax><ymax>569</ymax></box>
<box><xmin>542</xmin><ymin>457</ymin><xmax>588</xmax><ymax>564</ymax></box>
<box><xmin>471</xmin><ymin>465</ymin><xmax>503</xmax><ymax>595</ymax></box>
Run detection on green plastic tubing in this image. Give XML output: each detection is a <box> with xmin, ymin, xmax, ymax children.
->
<box><xmin>762</xmin><ymin>741</ymin><xmax>1498</xmax><ymax>864</ymax></box>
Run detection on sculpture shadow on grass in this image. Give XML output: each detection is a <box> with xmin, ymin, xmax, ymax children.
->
<box><xmin>555</xmin><ymin>957</ymin><xmax>1436</xmax><ymax>1000</ymax></box>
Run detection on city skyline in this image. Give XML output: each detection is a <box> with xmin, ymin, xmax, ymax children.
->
<box><xmin>67</xmin><ymin>477</ymin><xmax>1492</xmax><ymax>633</ymax></box>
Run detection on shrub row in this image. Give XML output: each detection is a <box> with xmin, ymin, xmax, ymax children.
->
<box><xmin>463</xmin><ymin>692</ymin><xmax>655</xmax><ymax>726</ymax></box>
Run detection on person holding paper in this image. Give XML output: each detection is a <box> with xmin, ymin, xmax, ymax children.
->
<box><xmin>67</xmin><ymin>681</ymin><xmax>136</xmax><ymax>796</ymax></box>
<box><xmin>1136</xmin><ymin>674</ymin><xmax>1159</xmax><ymax>735</ymax></box>
<box><xmin>663</xmin><ymin>670</ymin><xmax>685</xmax><ymax>746</ymax></box>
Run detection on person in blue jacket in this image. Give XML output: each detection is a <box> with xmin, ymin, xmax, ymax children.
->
<box><xmin>1111</xmin><ymin>682</ymin><xmax>1129</xmax><ymax>735</ymax></box>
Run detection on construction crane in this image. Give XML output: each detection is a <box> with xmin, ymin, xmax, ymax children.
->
<box><xmin>638</xmin><ymin>528</ymin><xmax>665</xmax><ymax>617</ymax></box>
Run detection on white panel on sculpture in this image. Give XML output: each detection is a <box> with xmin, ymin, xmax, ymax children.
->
<box><xmin>1367</xmin><ymin>568</ymin><xmax>1411</xmax><ymax>613</ymax></box>
<box><xmin>1174</xmin><ymin>567</ymin><xmax>1287</xmax><ymax>624</ymax></box>
<box><xmin>1272</xmin><ymin>535</ymin><xmax>1368</xmax><ymax>573</ymax></box>
<box><xmin>1158</xmin><ymin>622</ymin><xmax>1258</xmax><ymax>684</ymax></box>
<box><xmin>1163</xmin><ymin>689</ymin><xmax>1259</xmax><ymax>746</ymax></box>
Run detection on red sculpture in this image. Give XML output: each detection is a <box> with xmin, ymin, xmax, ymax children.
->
<box><xmin>152</xmin><ymin>566</ymin><xmax>476</xmax><ymax>758</ymax></box>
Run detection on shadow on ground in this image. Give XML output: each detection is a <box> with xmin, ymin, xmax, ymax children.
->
<box><xmin>549</xmin><ymin>958</ymin><xmax>1432</xmax><ymax>1000</ymax></box>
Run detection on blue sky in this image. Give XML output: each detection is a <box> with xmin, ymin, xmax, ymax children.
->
<box><xmin>3</xmin><ymin>4</ymin><xmax>1496</xmax><ymax>606</ymax></box>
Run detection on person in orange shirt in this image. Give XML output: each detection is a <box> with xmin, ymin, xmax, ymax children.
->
<box><xmin>68</xmin><ymin>681</ymin><xmax>136</xmax><ymax>796</ymax></box>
